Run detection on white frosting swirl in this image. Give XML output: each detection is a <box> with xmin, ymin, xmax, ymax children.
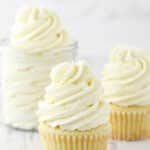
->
<box><xmin>11</xmin><ymin>6</ymin><xmax>69</xmax><ymax>54</ymax></box>
<box><xmin>3</xmin><ymin>46</ymin><xmax>74</xmax><ymax>129</ymax></box>
<box><xmin>38</xmin><ymin>61</ymin><xmax>109</xmax><ymax>131</ymax></box>
<box><xmin>103</xmin><ymin>47</ymin><xmax>150</xmax><ymax>106</ymax></box>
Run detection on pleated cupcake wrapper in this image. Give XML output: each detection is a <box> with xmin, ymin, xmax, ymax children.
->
<box><xmin>110</xmin><ymin>109</ymin><xmax>150</xmax><ymax>141</ymax></box>
<box><xmin>39</xmin><ymin>123</ymin><xmax>111</xmax><ymax>150</ymax></box>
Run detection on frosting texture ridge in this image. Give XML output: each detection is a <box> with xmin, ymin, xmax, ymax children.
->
<box><xmin>103</xmin><ymin>47</ymin><xmax>150</xmax><ymax>106</ymax></box>
<box><xmin>11</xmin><ymin>6</ymin><xmax>69</xmax><ymax>54</ymax></box>
<box><xmin>38</xmin><ymin>61</ymin><xmax>109</xmax><ymax>131</ymax></box>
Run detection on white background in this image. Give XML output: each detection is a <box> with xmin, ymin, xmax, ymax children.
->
<box><xmin>1</xmin><ymin>0</ymin><xmax>150</xmax><ymax>74</ymax></box>
<box><xmin>0</xmin><ymin>0</ymin><xmax>150</xmax><ymax>149</ymax></box>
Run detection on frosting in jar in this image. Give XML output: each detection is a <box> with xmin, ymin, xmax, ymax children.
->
<box><xmin>3</xmin><ymin>6</ymin><xmax>75</xmax><ymax>129</ymax></box>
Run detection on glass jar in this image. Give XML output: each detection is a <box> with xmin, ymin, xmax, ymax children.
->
<box><xmin>1</xmin><ymin>39</ymin><xmax>78</xmax><ymax>131</ymax></box>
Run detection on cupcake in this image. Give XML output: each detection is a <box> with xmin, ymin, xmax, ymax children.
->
<box><xmin>38</xmin><ymin>61</ymin><xmax>111</xmax><ymax>150</ymax></box>
<box><xmin>102</xmin><ymin>47</ymin><xmax>150</xmax><ymax>141</ymax></box>
<box><xmin>2</xmin><ymin>6</ymin><xmax>76</xmax><ymax>130</ymax></box>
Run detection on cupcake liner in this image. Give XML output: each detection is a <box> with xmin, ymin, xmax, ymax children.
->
<box><xmin>39</xmin><ymin>123</ymin><xmax>111</xmax><ymax>150</ymax></box>
<box><xmin>110</xmin><ymin>104</ymin><xmax>150</xmax><ymax>141</ymax></box>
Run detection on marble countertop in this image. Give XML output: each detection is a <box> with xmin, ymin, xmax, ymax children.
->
<box><xmin>0</xmin><ymin>123</ymin><xmax>149</xmax><ymax>150</ymax></box>
<box><xmin>1</xmin><ymin>40</ymin><xmax>150</xmax><ymax>150</ymax></box>
<box><xmin>0</xmin><ymin>20</ymin><xmax>150</xmax><ymax>150</ymax></box>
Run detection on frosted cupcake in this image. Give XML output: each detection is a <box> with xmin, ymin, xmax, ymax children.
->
<box><xmin>2</xmin><ymin>6</ymin><xmax>76</xmax><ymax>130</ymax></box>
<box><xmin>38</xmin><ymin>61</ymin><xmax>111</xmax><ymax>150</ymax></box>
<box><xmin>102</xmin><ymin>47</ymin><xmax>150</xmax><ymax>141</ymax></box>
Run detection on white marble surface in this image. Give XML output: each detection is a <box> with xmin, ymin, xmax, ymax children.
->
<box><xmin>0</xmin><ymin>123</ymin><xmax>150</xmax><ymax>150</ymax></box>
<box><xmin>0</xmin><ymin>43</ymin><xmax>150</xmax><ymax>150</ymax></box>
<box><xmin>0</xmin><ymin>0</ymin><xmax>150</xmax><ymax>149</ymax></box>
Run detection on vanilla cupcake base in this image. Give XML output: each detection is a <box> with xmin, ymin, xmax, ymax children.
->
<box><xmin>39</xmin><ymin>123</ymin><xmax>111</xmax><ymax>150</ymax></box>
<box><xmin>110</xmin><ymin>104</ymin><xmax>150</xmax><ymax>141</ymax></box>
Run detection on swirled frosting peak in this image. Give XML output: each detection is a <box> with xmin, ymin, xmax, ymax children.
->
<box><xmin>38</xmin><ymin>61</ymin><xmax>109</xmax><ymax>131</ymax></box>
<box><xmin>103</xmin><ymin>47</ymin><xmax>150</xmax><ymax>106</ymax></box>
<box><xmin>11</xmin><ymin>6</ymin><xmax>69</xmax><ymax>54</ymax></box>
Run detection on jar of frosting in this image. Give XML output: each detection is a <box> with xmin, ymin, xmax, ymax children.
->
<box><xmin>2</xmin><ymin>6</ymin><xmax>77</xmax><ymax>130</ymax></box>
